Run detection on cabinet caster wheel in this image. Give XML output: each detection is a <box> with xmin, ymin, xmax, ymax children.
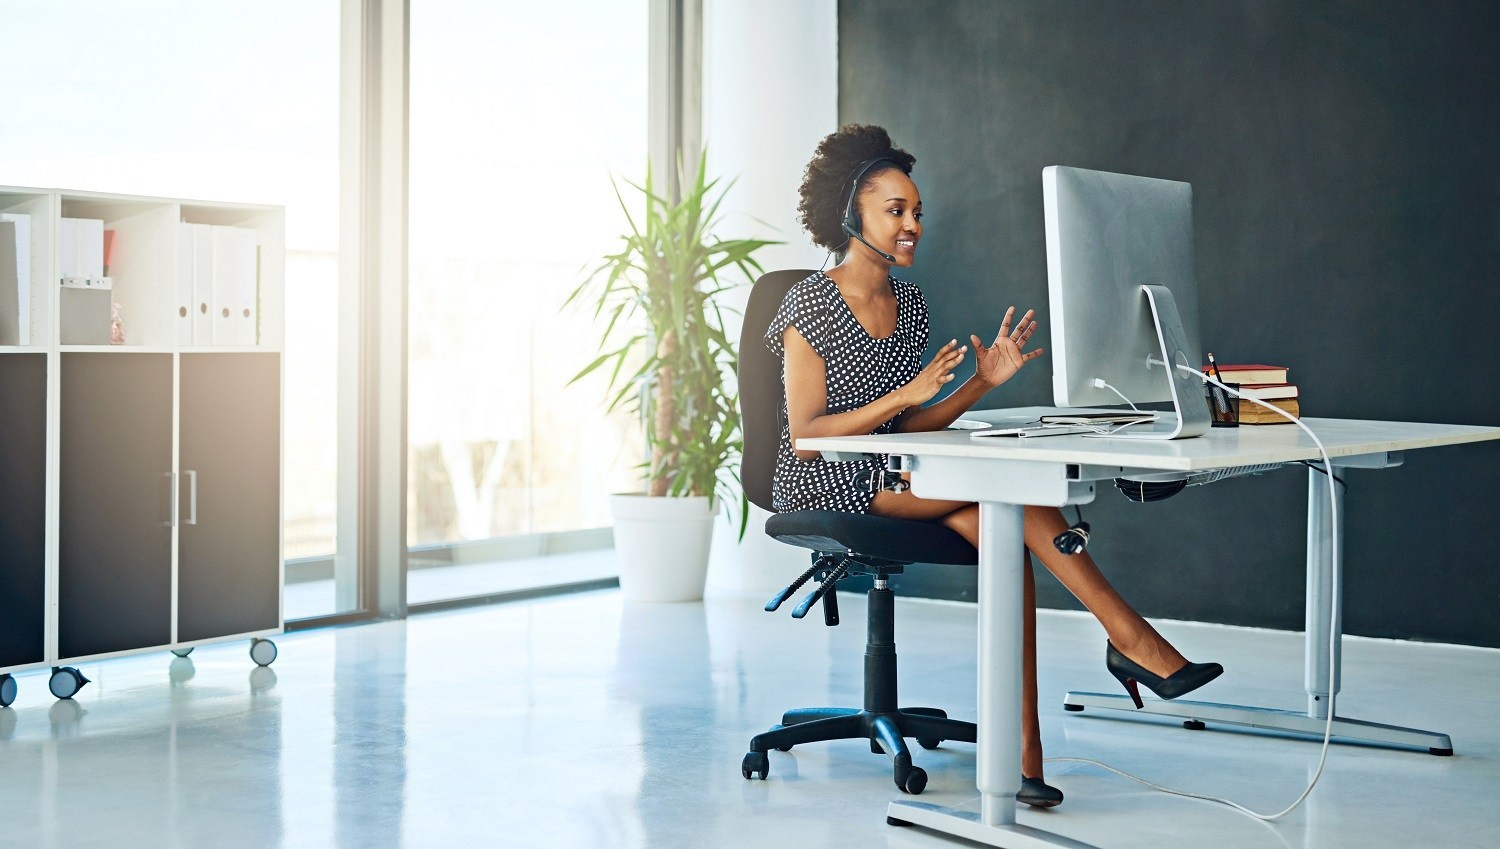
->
<box><xmin>1183</xmin><ymin>719</ymin><xmax>1206</xmax><ymax>731</ymax></box>
<box><xmin>249</xmin><ymin>639</ymin><xmax>278</xmax><ymax>667</ymax></box>
<box><xmin>887</xmin><ymin>816</ymin><xmax>914</xmax><ymax>828</ymax></box>
<box><xmin>917</xmin><ymin>737</ymin><xmax>941</xmax><ymax>750</ymax></box>
<box><xmin>0</xmin><ymin>674</ymin><xmax>16</xmax><ymax>707</ymax></box>
<box><xmin>48</xmin><ymin>668</ymin><xmax>89</xmax><ymax>700</ymax></box>
<box><xmin>171</xmin><ymin>648</ymin><xmax>194</xmax><ymax>658</ymax></box>
<box><xmin>742</xmin><ymin>751</ymin><xmax>770</xmax><ymax>780</ymax></box>
<box><xmin>898</xmin><ymin>766</ymin><xmax>927</xmax><ymax>795</ymax></box>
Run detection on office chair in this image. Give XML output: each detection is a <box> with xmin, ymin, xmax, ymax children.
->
<box><xmin>738</xmin><ymin>269</ymin><xmax>978</xmax><ymax>795</ymax></box>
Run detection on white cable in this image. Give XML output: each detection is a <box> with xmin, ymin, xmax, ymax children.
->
<box><xmin>1092</xmin><ymin>379</ymin><xmax>1134</xmax><ymax>414</ymax></box>
<box><xmin>1044</xmin><ymin>364</ymin><xmax>1340</xmax><ymax>822</ymax></box>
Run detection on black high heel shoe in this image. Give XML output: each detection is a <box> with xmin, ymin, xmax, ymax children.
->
<box><xmin>1105</xmin><ymin>641</ymin><xmax>1223</xmax><ymax>709</ymax></box>
<box><xmin>1017</xmin><ymin>775</ymin><xmax>1063</xmax><ymax>808</ymax></box>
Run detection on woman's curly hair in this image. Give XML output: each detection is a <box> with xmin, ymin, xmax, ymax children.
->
<box><xmin>797</xmin><ymin>124</ymin><xmax>917</xmax><ymax>252</ymax></box>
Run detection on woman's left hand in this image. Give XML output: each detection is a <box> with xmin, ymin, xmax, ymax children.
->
<box><xmin>973</xmin><ymin>306</ymin><xmax>1045</xmax><ymax>388</ymax></box>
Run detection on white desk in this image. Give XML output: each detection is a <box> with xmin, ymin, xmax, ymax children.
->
<box><xmin>798</xmin><ymin>410</ymin><xmax>1500</xmax><ymax>849</ymax></box>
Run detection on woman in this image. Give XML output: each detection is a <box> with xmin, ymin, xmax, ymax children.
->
<box><xmin>766</xmin><ymin>124</ymin><xmax>1222</xmax><ymax>807</ymax></box>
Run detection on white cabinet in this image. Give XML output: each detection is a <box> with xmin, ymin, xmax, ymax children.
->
<box><xmin>0</xmin><ymin>186</ymin><xmax>284</xmax><ymax>704</ymax></box>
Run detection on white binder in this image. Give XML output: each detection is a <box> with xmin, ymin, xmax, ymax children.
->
<box><xmin>0</xmin><ymin>221</ymin><xmax>18</xmax><ymax>345</ymax></box>
<box><xmin>78</xmin><ymin>218</ymin><xmax>104</xmax><ymax>278</ymax></box>
<box><xmin>0</xmin><ymin>214</ymin><xmax>30</xmax><ymax>345</ymax></box>
<box><xmin>59</xmin><ymin>217</ymin><xmax>79</xmax><ymax>280</ymax></box>
<box><xmin>191</xmin><ymin>223</ymin><xmax>214</xmax><ymax>344</ymax></box>
<box><xmin>210</xmin><ymin>225</ymin><xmax>257</xmax><ymax>346</ymax></box>
<box><xmin>176</xmin><ymin>222</ymin><xmax>194</xmax><ymax>345</ymax></box>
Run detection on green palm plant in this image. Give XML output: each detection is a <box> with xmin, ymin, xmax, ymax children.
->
<box><xmin>566</xmin><ymin>150</ymin><xmax>779</xmax><ymax>536</ymax></box>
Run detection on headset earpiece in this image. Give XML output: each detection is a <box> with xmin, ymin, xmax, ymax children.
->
<box><xmin>840</xmin><ymin>157</ymin><xmax>901</xmax><ymax>261</ymax></box>
<box><xmin>842</xmin><ymin>157</ymin><xmax>899</xmax><ymax>237</ymax></box>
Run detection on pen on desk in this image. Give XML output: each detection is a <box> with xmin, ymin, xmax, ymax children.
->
<box><xmin>1206</xmin><ymin>351</ymin><xmax>1231</xmax><ymax>416</ymax></box>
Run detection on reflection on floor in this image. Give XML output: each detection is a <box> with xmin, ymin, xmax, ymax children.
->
<box><xmin>284</xmin><ymin>548</ymin><xmax>618</xmax><ymax>620</ymax></box>
<box><xmin>1</xmin><ymin>588</ymin><xmax>1495</xmax><ymax>849</ymax></box>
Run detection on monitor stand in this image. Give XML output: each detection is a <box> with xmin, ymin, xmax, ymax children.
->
<box><xmin>1089</xmin><ymin>284</ymin><xmax>1211</xmax><ymax>440</ymax></box>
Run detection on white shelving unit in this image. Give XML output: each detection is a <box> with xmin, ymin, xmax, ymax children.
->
<box><xmin>0</xmin><ymin>186</ymin><xmax>285</xmax><ymax>705</ymax></box>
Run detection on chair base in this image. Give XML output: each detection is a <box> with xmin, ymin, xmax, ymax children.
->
<box><xmin>744</xmin><ymin>706</ymin><xmax>976</xmax><ymax>794</ymax></box>
<box><xmin>743</xmin><ymin>577</ymin><xmax>975</xmax><ymax>795</ymax></box>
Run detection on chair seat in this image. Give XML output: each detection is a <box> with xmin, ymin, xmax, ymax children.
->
<box><xmin>765</xmin><ymin>510</ymin><xmax>977</xmax><ymax>566</ymax></box>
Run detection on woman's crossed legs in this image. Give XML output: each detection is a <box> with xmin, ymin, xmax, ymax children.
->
<box><xmin>871</xmin><ymin>490</ymin><xmax>1191</xmax><ymax>779</ymax></box>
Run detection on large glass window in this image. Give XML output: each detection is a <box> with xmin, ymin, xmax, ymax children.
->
<box><xmin>407</xmin><ymin>1</ymin><xmax>647</xmax><ymax>602</ymax></box>
<box><xmin>0</xmin><ymin>1</ymin><xmax>347</xmax><ymax>619</ymax></box>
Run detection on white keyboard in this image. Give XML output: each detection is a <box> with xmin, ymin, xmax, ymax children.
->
<box><xmin>969</xmin><ymin>423</ymin><xmax>1096</xmax><ymax>439</ymax></box>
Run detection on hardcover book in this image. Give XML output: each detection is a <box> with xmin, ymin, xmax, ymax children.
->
<box><xmin>1204</xmin><ymin>363</ymin><xmax>1289</xmax><ymax>384</ymax></box>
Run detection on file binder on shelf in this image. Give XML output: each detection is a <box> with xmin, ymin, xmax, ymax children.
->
<box><xmin>0</xmin><ymin>221</ymin><xmax>20</xmax><ymax>345</ymax></box>
<box><xmin>191</xmin><ymin>223</ymin><xmax>213</xmax><ymax>344</ymax></box>
<box><xmin>59</xmin><ymin>217</ymin><xmax>107</xmax><ymax>284</ymax></box>
<box><xmin>210</xmin><ymin>225</ymin><xmax>258</xmax><ymax>346</ymax></box>
<box><xmin>177</xmin><ymin>222</ymin><xmax>194</xmax><ymax>345</ymax></box>
<box><xmin>0</xmin><ymin>214</ymin><xmax>31</xmax><ymax>345</ymax></box>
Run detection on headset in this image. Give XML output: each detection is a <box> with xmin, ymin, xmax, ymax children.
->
<box><xmin>840</xmin><ymin>157</ymin><xmax>900</xmax><ymax>262</ymax></box>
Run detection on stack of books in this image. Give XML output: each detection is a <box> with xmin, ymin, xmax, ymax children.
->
<box><xmin>1205</xmin><ymin>363</ymin><xmax>1299</xmax><ymax>425</ymax></box>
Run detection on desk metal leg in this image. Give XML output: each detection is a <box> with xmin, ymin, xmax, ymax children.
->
<box><xmin>889</xmin><ymin>503</ymin><xmax>1102</xmax><ymax>848</ymax></box>
<box><xmin>1062</xmin><ymin>465</ymin><xmax>1453</xmax><ymax>755</ymax></box>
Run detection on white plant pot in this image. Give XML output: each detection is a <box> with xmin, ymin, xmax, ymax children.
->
<box><xmin>610</xmin><ymin>493</ymin><xmax>715</xmax><ymax>602</ymax></box>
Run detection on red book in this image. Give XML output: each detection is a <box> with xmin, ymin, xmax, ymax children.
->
<box><xmin>1202</xmin><ymin>363</ymin><xmax>1288</xmax><ymax>384</ymax></box>
<box><xmin>1236</xmin><ymin>382</ymin><xmax>1298</xmax><ymax>400</ymax></box>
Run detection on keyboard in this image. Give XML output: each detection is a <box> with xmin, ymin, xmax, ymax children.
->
<box><xmin>969</xmin><ymin>422</ymin><xmax>1097</xmax><ymax>438</ymax></box>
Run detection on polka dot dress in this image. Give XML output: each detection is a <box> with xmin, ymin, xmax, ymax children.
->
<box><xmin>764</xmin><ymin>271</ymin><xmax>930</xmax><ymax>514</ymax></box>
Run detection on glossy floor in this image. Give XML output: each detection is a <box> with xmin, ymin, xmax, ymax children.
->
<box><xmin>1</xmin><ymin>589</ymin><xmax>1495</xmax><ymax>849</ymax></box>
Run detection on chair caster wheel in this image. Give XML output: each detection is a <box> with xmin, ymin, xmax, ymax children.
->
<box><xmin>1183</xmin><ymin>719</ymin><xmax>1207</xmax><ymax>731</ymax></box>
<box><xmin>887</xmin><ymin>815</ymin><xmax>914</xmax><ymax>827</ymax></box>
<box><xmin>742</xmin><ymin>751</ymin><xmax>769</xmax><ymax>780</ymax></box>
<box><xmin>897</xmin><ymin>766</ymin><xmax>927</xmax><ymax>795</ymax></box>
<box><xmin>0</xmin><ymin>674</ymin><xmax>16</xmax><ymax>707</ymax></box>
<box><xmin>171</xmin><ymin>647</ymin><xmax>194</xmax><ymax>658</ymax></box>
<box><xmin>917</xmin><ymin>737</ymin><xmax>941</xmax><ymax>750</ymax></box>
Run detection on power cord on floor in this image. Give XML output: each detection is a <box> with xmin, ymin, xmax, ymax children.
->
<box><xmin>1044</xmin><ymin>365</ymin><xmax>1342</xmax><ymax>823</ymax></box>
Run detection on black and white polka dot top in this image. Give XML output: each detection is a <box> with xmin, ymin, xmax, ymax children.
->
<box><xmin>764</xmin><ymin>271</ymin><xmax>930</xmax><ymax>514</ymax></box>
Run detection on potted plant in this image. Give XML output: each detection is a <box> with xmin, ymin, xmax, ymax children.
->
<box><xmin>566</xmin><ymin>151</ymin><xmax>777</xmax><ymax>602</ymax></box>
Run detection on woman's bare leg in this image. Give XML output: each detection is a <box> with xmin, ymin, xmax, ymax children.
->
<box><xmin>872</xmin><ymin>494</ymin><xmax>1047</xmax><ymax>776</ymax></box>
<box><xmin>1023</xmin><ymin>505</ymin><xmax>1187</xmax><ymax>678</ymax></box>
<box><xmin>875</xmin><ymin>496</ymin><xmax>1195</xmax><ymax>705</ymax></box>
<box><xmin>870</xmin><ymin>489</ymin><xmax>972</xmax><ymax>521</ymax></box>
<box><xmin>870</xmin><ymin>492</ymin><xmax>1206</xmax><ymax>790</ymax></box>
<box><xmin>1022</xmin><ymin>551</ymin><xmax>1043</xmax><ymax>779</ymax></box>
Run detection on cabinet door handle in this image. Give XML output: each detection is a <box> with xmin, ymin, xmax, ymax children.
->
<box><xmin>185</xmin><ymin>470</ymin><xmax>198</xmax><ymax>525</ymax></box>
<box><xmin>164</xmin><ymin>471</ymin><xmax>177</xmax><ymax>527</ymax></box>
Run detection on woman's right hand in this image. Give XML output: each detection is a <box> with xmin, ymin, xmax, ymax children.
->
<box><xmin>899</xmin><ymin>339</ymin><xmax>967</xmax><ymax>407</ymax></box>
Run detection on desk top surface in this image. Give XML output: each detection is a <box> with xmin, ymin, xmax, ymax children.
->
<box><xmin>797</xmin><ymin>408</ymin><xmax>1500</xmax><ymax>472</ymax></box>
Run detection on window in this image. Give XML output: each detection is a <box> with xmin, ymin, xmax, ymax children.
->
<box><xmin>406</xmin><ymin>1</ymin><xmax>648</xmax><ymax>601</ymax></box>
<box><xmin>0</xmin><ymin>1</ymin><xmax>349</xmax><ymax>619</ymax></box>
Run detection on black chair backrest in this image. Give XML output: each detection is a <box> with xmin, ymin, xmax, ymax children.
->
<box><xmin>739</xmin><ymin>269</ymin><xmax>817</xmax><ymax>513</ymax></box>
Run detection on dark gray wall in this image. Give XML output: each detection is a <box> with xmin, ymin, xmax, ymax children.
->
<box><xmin>836</xmin><ymin>0</ymin><xmax>1500</xmax><ymax>646</ymax></box>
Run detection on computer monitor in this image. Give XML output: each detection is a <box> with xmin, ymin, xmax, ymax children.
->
<box><xmin>1042</xmin><ymin>165</ymin><xmax>1211</xmax><ymax>439</ymax></box>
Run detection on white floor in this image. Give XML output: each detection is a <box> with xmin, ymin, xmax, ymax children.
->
<box><xmin>284</xmin><ymin>549</ymin><xmax>619</xmax><ymax>620</ymax></box>
<box><xmin>1</xmin><ymin>588</ymin><xmax>1495</xmax><ymax>849</ymax></box>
